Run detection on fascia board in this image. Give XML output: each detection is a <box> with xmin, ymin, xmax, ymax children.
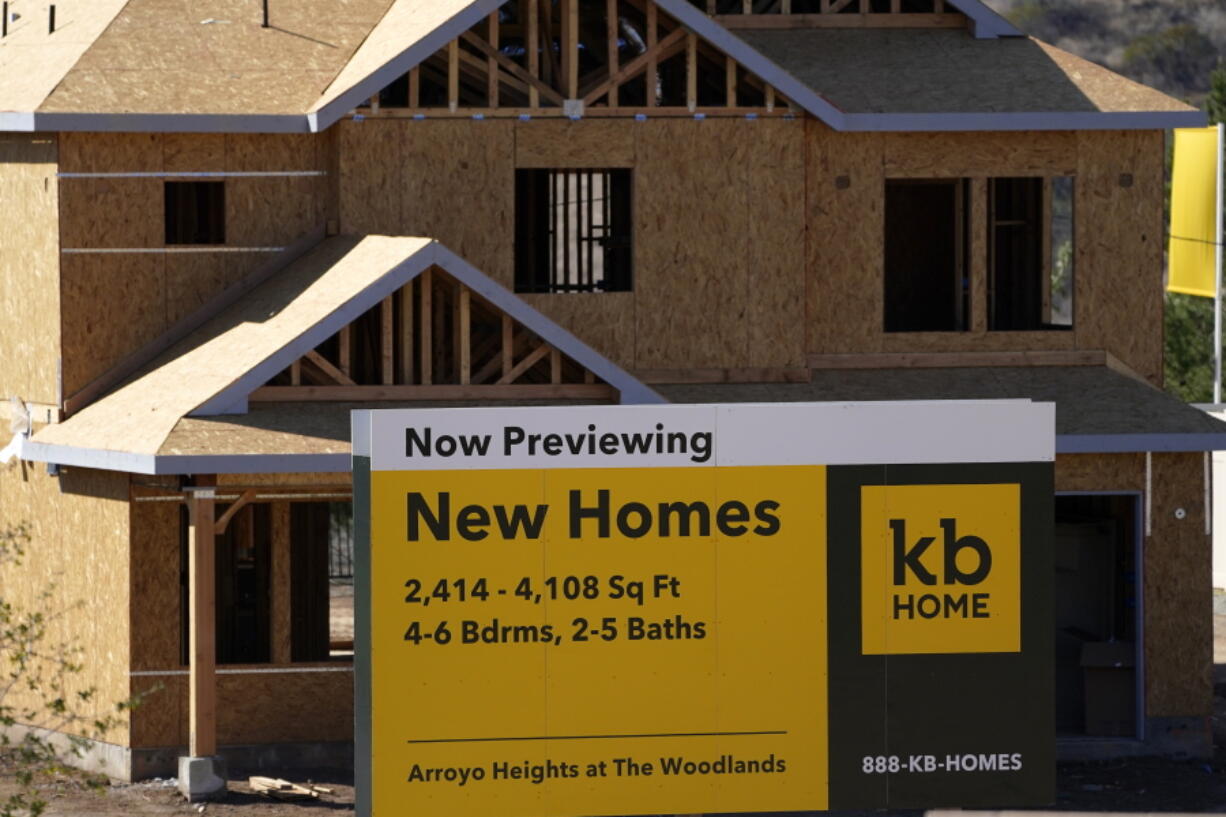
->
<box><xmin>0</xmin><ymin>112</ymin><xmax>36</xmax><ymax>131</ymax></box>
<box><xmin>941</xmin><ymin>0</ymin><xmax>1021</xmax><ymax>38</ymax></box>
<box><xmin>0</xmin><ymin>111</ymin><xmax>312</xmax><ymax>134</ymax></box>
<box><xmin>1057</xmin><ymin>433</ymin><xmax>1226</xmax><ymax>454</ymax></box>
<box><xmin>309</xmin><ymin>0</ymin><xmax>510</xmax><ymax>133</ymax></box>
<box><xmin>841</xmin><ymin>110</ymin><xmax>1208</xmax><ymax>132</ymax></box>
<box><xmin>20</xmin><ymin>436</ymin><xmax>351</xmax><ymax>475</ymax></box>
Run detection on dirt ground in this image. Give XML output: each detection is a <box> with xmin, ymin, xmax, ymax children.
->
<box><xmin>6</xmin><ymin>616</ymin><xmax>1226</xmax><ymax>815</ymax></box>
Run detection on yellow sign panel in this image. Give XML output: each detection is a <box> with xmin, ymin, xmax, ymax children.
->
<box><xmin>861</xmin><ymin>484</ymin><xmax>1021</xmax><ymax>655</ymax></box>
<box><xmin>369</xmin><ymin>466</ymin><xmax>828</xmax><ymax>816</ymax></box>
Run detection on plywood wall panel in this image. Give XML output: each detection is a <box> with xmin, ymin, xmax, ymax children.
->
<box><xmin>130</xmin><ymin>677</ymin><xmax>183</xmax><ymax>749</ymax></box>
<box><xmin>401</xmin><ymin>121</ymin><xmax>515</xmax><ymax>286</ymax></box>
<box><xmin>130</xmin><ymin>501</ymin><xmax>182</xmax><ymax>671</ymax></box>
<box><xmin>1054</xmin><ymin>453</ymin><xmax>1145</xmax><ymax>493</ymax></box>
<box><xmin>226</xmin><ymin>133</ymin><xmax>319</xmax><ymax>172</ymax></box>
<box><xmin>806</xmin><ymin>122</ymin><xmax>885</xmax><ymax>356</ymax></box>
<box><xmin>58</xmin><ymin>132</ymin><xmax>162</xmax><ymax>173</ymax></box>
<box><xmin>0</xmin><ymin>134</ymin><xmax>61</xmax><ymax>404</ymax></box>
<box><xmin>165</xmin><ymin>254</ymin><xmax>248</xmax><ymax>326</ymax></box>
<box><xmin>882</xmin><ymin>131</ymin><xmax>1078</xmax><ymax>178</ymax></box>
<box><xmin>218</xmin><ymin>671</ymin><xmax>354</xmax><ymax>744</ymax></box>
<box><xmin>163</xmin><ymin>134</ymin><xmax>226</xmax><ymax>173</ymax></box>
<box><xmin>226</xmin><ymin>177</ymin><xmax>318</xmax><ymax>247</ymax></box>
<box><xmin>515</xmin><ymin>120</ymin><xmax>635</xmax><ymax>168</ymax></box>
<box><xmin>635</xmin><ymin>120</ymin><xmax>752</xmax><ymax>369</ymax></box>
<box><xmin>748</xmin><ymin>120</ymin><xmax>806</xmax><ymax>368</ymax></box>
<box><xmin>0</xmin><ymin>465</ymin><xmax>132</xmax><ymax>745</ymax></box>
<box><xmin>520</xmin><ymin>292</ymin><xmax>636</xmax><ymax>370</ymax></box>
<box><xmin>1145</xmin><ymin>452</ymin><xmax>1212</xmax><ymax>717</ymax></box>
<box><xmin>1074</xmin><ymin>131</ymin><xmax>1164</xmax><ymax>385</ymax></box>
<box><xmin>59</xmin><ymin>178</ymin><xmax>163</xmax><ymax>248</ymax></box>
<box><xmin>60</xmin><ymin>253</ymin><xmax>167</xmax><ymax>396</ymax></box>
<box><xmin>338</xmin><ymin>120</ymin><xmax>403</xmax><ymax>236</ymax></box>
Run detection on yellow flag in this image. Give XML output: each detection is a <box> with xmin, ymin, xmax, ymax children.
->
<box><xmin>1168</xmin><ymin>126</ymin><xmax>1221</xmax><ymax>297</ymax></box>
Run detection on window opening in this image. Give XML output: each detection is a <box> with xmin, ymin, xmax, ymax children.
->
<box><xmin>515</xmin><ymin>169</ymin><xmax>633</xmax><ymax>293</ymax></box>
<box><xmin>989</xmin><ymin>176</ymin><xmax>1075</xmax><ymax>330</ymax></box>
<box><xmin>884</xmin><ymin>178</ymin><xmax>969</xmax><ymax>332</ymax></box>
<box><xmin>165</xmin><ymin>181</ymin><xmax>225</xmax><ymax>245</ymax></box>
<box><xmin>291</xmin><ymin>502</ymin><xmax>355</xmax><ymax>661</ymax></box>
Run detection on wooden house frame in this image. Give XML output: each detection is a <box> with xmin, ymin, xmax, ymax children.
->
<box><xmin>1</xmin><ymin>0</ymin><xmax>1223</xmax><ymax>785</ymax></box>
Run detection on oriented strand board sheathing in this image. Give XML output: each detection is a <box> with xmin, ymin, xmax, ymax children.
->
<box><xmin>400</xmin><ymin>120</ymin><xmax>515</xmax><ymax>286</ymax></box>
<box><xmin>1074</xmin><ymin>130</ymin><xmax>1164</xmax><ymax>386</ymax></box>
<box><xmin>59</xmin><ymin>178</ymin><xmax>163</xmax><ymax>248</ymax></box>
<box><xmin>635</xmin><ymin>119</ymin><xmax>750</xmax><ymax>369</ymax></box>
<box><xmin>882</xmin><ymin>132</ymin><xmax>1078</xmax><ymax>178</ymax></box>
<box><xmin>217</xmin><ymin>472</ymin><xmax>352</xmax><ymax>487</ymax></box>
<box><xmin>515</xmin><ymin>120</ymin><xmax>635</xmax><ymax>168</ymax></box>
<box><xmin>805</xmin><ymin>122</ymin><xmax>885</xmax><ymax>356</ymax></box>
<box><xmin>735</xmin><ymin>29</ymin><xmax>1197</xmax><ymax>116</ymax></box>
<box><xmin>226</xmin><ymin>134</ymin><xmax>319</xmax><ymax>173</ymax></box>
<box><xmin>39</xmin><ymin>0</ymin><xmax>393</xmax><ymax>116</ymax></box>
<box><xmin>1145</xmin><ymin>452</ymin><xmax>1212</xmax><ymax>717</ymax></box>
<box><xmin>338</xmin><ymin>121</ymin><xmax>403</xmax><ymax>236</ymax></box>
<box><xmin>1054</xmin><ymin>453</ymin><xmax>1144</xmax><ymax>493</ymax></box>
<box><xmin>0</xmin><ymin>465</ymin><xmax>132</xmax><ymax>745</ymax></box>
<box><xmin>130</xmin><ymin>677</ymin><xmax>183</xmax><ymax>749</ymax></box>
<box><xmin>58</xmin><ymin>132</ymin><xmax>162</xmax><ymax>174</ymax></box>
<box><xmin>519</xmin><ymin>293</ymin><xmax>636</xmax><ymax>370</ymax></box>
<box><xmin>129</xmin><ymin>500</ymin><xmax>182</xmax><ymax>672</ymax></box>
<box><xmin>59</xmin><ymin>253</ymin><xmax>167</xmax><ymax>396</ymax></box>
<box><xmin>0</xmin><ymin>135</ymin><xmax>61</xmax><ymax>405</ymax></box>
<box><xmin>218</xmin><ymin>671</ymin><xmax>353</xmax><ymax>744</ymax></box>
<box><xmin>0</xmin><ymin>0</ymin><xmax>129</xmax><ymax>112</ymax></box>
<box><xmin>747</xmin><ymin>119</ymin><xmax>805</xmax><ymax>368</ymax></box>
<box><xmin>165</xmin><ymin>254</ymin><xmax>246</xmax><ymax>327</ymax></box>
<box><xmin>163</xmin><ymin>134</ymin><xmax>226</xmax><ymax>173</ymax></box>
<box><xmin>226</xmin><ymin>177</ymin><xmax>318</xmax><ymax>248</ymax></box>
<box><xmin>35</xmin><ymin>236</ymin><xmax>433</xmax><ymax>457</ymax></box>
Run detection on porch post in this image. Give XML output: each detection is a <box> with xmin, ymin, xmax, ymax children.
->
<box><xmin>179</xmin><ymin>476</ymin><xmax>226</xmax><ymax>802</ymax></box>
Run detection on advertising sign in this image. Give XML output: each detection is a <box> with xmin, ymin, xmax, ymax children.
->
<box><xmin>353</xmin><ymin>401</ymin><xmax>1055</xmax><ymax>816</ymax></box>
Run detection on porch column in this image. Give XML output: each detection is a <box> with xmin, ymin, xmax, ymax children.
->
<box><xmin>179</xmin><ymin>477</ymin><xmax>226</xmax><ymax>802</ymax></box>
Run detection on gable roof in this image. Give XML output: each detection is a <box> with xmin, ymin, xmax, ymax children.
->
<box><xmin>0</xmin><ymin>0</ymin><xmax>1204</xmax><ymax>134</ymax></box>
<box><xmin>21</xmin><ymin>235</ymin><xmax>662</xmax><ymax>474</ymax></box>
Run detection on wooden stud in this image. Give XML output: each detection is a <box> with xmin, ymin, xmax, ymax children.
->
<box><xmin>188</xmin><ymin>477</ymin><xmax>217</xmax><ymax>759</ymax></box>
<box><xmin>409</xmin><ymin>67</ymin><xmax>420</xmax><ymax>109</ymax></box>
<box><xmin>488</xmin><ymin>12</ymin><xmax>500</xmax><ymax>107</ymax></box>
<box><xmin>448</xmin><ymin>39</ymin><xmax>460</xmax><ymax>112</ymax></box>
<box><xmin>290</xmin><ymin>359</ymin><xmax>301</xmax><ymax>386</ymax></box>
<box><xmin>607</xmin><ymin>0</ymin><xmax>620</xmax><ymax>107</ymax></box>
<box><xmin>527</xmin><ymin>0</ymin><xmax>540</xmax><ymax>107</ymax></box>
<box><xmin>726</xmin><ymin>56</ymin><xmax>737</xmax><ymax>107</ymax></box>
<box><xmin>550</xmin><ymin>348</ymin><xmax>562</xmax><ymax>384</ymax></box>
<box><xmin>462</xmin><ymin>32</ymin><xmax>566</xmax><ymax>105</ymax></box>
<box><xmin>305</xmin><ymin>349</ymin><xmax>356</xmax><ymax>387</ymax></box>
<box><xmin>339</xmin><ymin>325</ymin><xmax>351</xmax><ymax>378</ymax></box>
<box><xmin>459</xmin><ymin>288</ymin><xmax>471</xmax><ymax>385</ymax></box>
<box><xmin>581</xmin><ymin>27</ymin><xmax>686</xmax><ymax>105</ymax></box>
<box><xmin>381</xmin><ymin>296</ymin><xmax>394</xmax><ymax>385</ymax></box>
<box><xmin>782</xmin><ymin>0</ymin><xmax>792</xmax><ymax>11</ymax></box>
<box><xmin>270</xmin><ymin>503</ymin><xmax>292</xmax><ymax>665</ymax></box>
<box><xmin>399</xmin><ymin>282</ymin><xmax>413</xmax><ymax>384</ymax></box>
<box><xmin>541</xmin><ymin>0</ymin><xmax>556</xmax><ymax>89</ymax></box>
<box><xmin>369</xmin><ymin>94</ymin><xmax>380</xmax><ymax>114</ymax></box>
<box><xmin>765</xmin><ymin>83</ymin><xmax>775</xmax><ymax>111</ymax></box>
<box><xmin>890</xmin><ymin>0</ymin><xmax>900</xmax><ymax>11</ymax></box>
<box><xmin>647</xmin><ymin>3</ymin><xmax>658</xmax><ymax>106</ymax></box>
<box><xmin>501</xmin><ymin>314</ymin><xmax>513</xmax><ymax>379</ymax></box>
<box><xmin>935</xmin><ymin>0</ymin><xmax>944</xmax><ymax>10</ymax></box>
<box><xmin>743</xmin><ymin>0</ymin><xmax>752</xmax><ymax>12</ymax></box>
<box><xmin>420</xmin><ymin>268</ymin><xmax>433</xmax><ymax>385</ymax></box>
<box><xmin>706</xmin><ymin>0</ymin><xmax>715</xmax><ymax>12</ymax></box>
<box><xmin>686</xmin><ymin>32</ymin><xmax>697</xmax><ymax>112</ymax></box>
<box><xmin>584</xmin><ymin>369</ymin><xmax>596</xmax><ymax>384</ymax></box>
<box><xmin>565</xmin><ymin>0</ymin><xmax>579</xmax><ymax>99</ymax></box>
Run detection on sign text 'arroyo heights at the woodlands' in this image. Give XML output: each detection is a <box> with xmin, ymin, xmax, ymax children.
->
<box><xmin>352</xmin><ymin>402</ymin><xmax>1056</xmax><ymax>817</ymax></box>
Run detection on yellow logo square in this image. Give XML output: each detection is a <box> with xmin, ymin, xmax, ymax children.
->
<box><xmin>861</xmin><ymin>484</ymin><xmax>1020</xmax><ymax>655</ymax></box>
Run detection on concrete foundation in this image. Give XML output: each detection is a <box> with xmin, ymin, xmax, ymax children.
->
<box><xmin>178</xmin><ymin>755</ymin><xmax>227</xmax><ymax>802</ymax></box>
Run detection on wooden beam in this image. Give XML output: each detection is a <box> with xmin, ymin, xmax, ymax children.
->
<box><xmin>188</xmin><ymin>478</ymin><xmax>217</xmax><ymax>759</ymax></box>
<box><xmin>501</xmin><ymin>314</ymin><xmax>513</xmax><ymax>379</ymax></box>
<box><xmin>461</xmin><ymin>32</ymin><xmax>566</xmax><ymax>105</ymax></box>
<box><xmin>606</xmin><ymin>0</ymin><xmax>619</xmax><ymax>107</ymax></box>
<box><xmin>635</xmin><ymin>367</ymin><xmax>811</xmax><ymax>384</ymax></box>
<box><xmin>459</xmin><ymin>288</ymin><xmax>471</xmax><ymax>385</ymax></box>
<box><xmin>250</xmin><ymin>384</ymin><xmax>618</xmax><ymax>402</ymax></box>
<box><xmin>726</xmin><ymin>55</ymin><xmax>736</xmax><ymax>107</ymax></box>
<box><xmin>304</xmin><ymin>350</ymin><xmax>356</xmax><ymax>387</ymax></box>
<box><xmin>550</xmin><ymin>348</ymin><xmax>562</xmax><ymax>384</ymax></box>
<box><xmin>338</xmin><ymin>326</ymin><xmax>351</xmax><ymax>379</ymax></box>
<box><xmin>527</xmin><ymin>0</ymin><xmax>540</xmax><ymax>106</ymax></box>
<box><xmin>420</xmin><ymin>268</ymin><xmax>433</xmax><ymax>385</ymax></box>
<box><xmin>214</xmin><ymin>489</ymin><xmax>257</xmax><ymax>535</ymax></box>
<box><xmin>270</xmin><ymin>503</ymin><xmax>292</xmax><ymax>665</ymax></box>
<box><xmin>782</xmin><ymin>0</ymin><xmax>792</xmax><ymax>11</ymax></box>
<box><xmin>647</xmin><ymin>3</ymin><xmax>658</xmax><ymax>106</ymax></box>
<box><xmin>399</xmin><ymin>281</ymin><xmax>413</xmax><ymax>384</ymax></box>
<box><xmin>582</xmin><ymin>27</ymin><xmax>686</xmax><ymax>105</ymax></box>
<box><xmin>409</xmin><ymin>66</ymin><xmax>420</xmax><ymax>109</ymax></box>
<box><xmin>448</xmin><ymin>39</ymin><xmax>460</xmax><ymax>112</ymax></box>
<box><xmin>765</xmin><ymin>83</ymin><xmax>775</xmax><ymax>111</ymax></box>
<box><xmin>686</xmin><ymin>32</ymin><xmax>697</xmax><ymax>112</ymax></box>
<box><xmin>565</xmin><ymin>0</ymin><xmax>579</xmax><ymax>98</ymax></box>
<box><xmin>488</xmin><ymin>12</ymin><xmax>500</xmax><ymax>106</ymax></box>
<box><xmin>381</xmin><ymin>296</ymin><xmax>394</xmax><ymax>385</ymax></box>
<box><xmin>714</xmin><ymin>12</ymin><xmax>967</xmax><ymax>27</ymax></box>
<box><xmin>290</xmin><ymin>359</ymin><xmax>301</xmax><ymax>386</ymax></box>
<box><xmin>498</xmin><ymin>341</ymin><xmax>552</xmax><ymax>385</ymax></box>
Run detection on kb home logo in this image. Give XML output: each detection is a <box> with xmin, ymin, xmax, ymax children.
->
<box><xmin>861</xmin><ymin>484</ymin><xmax>1021</xmax><ymax>655</ymax></box>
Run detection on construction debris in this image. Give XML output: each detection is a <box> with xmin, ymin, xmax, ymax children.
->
<box><xmin>247</xmin><ymin>776</ymin><xmax>332</xmax><ymax>801</ymax></box>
